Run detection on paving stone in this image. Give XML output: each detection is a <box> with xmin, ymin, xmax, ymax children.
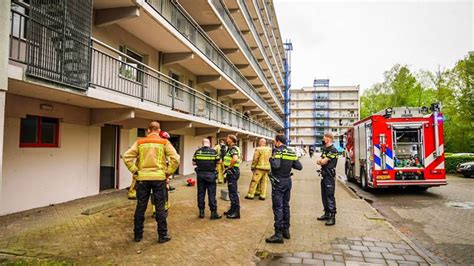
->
<box><xmin>301</xmin><ymin>258</ymin><xmax>324</xmax><ymax>265</ymax></box>
<box><xmin>383</xmin><ymin>253</ymin><xmax>405</xmax><ymax>261</ymax></box>
<box><xmin>278</xmin><ymin>257</ymin><xmax>302</xmax><ymax>264</ymax></box>
<box><xmin>332</xmin><ymin>244</ymin><xmax>350</xmax><ymax>250</ymax></box>
<box><xmin>363</xmin><ymin>237</ymin><xmax>380</xmax><ymax>242</ymax></box>
<box><xmin>365</xmin><ymin>258</ymin><xmax>388</xmax><ymax>264</ymax></box>
<box><xmin>352</xmin><ymin>240</ymin><xmax>363</xmax><ymax>246</ymax></box>
<box><xmin>362</xmin><ymin>251</ymin><xmax>383</xmax><ymax>259</ymax></box>
<box><xmin>387</xmin><ymin>247</ymin><xmax>410</xmax><ymax>255</ymax></box>
<box><xmin>334</xmin><ymin>255</ymin><xmax>344</xmax><ymax>262</ymax></box>
<box><xmin>343</xmin><ymin>250</ymin><xmax>363</xmax><ymax>257</ymax></box>
<box><xmin>344</xmin><ymin>256</ymin><xmax>366</xmax><ymax>262</ymax></box>
<box><xmin>369</xmin><ymin>246</ymin><xmax>388</xmax><ymax>253</ymax></box>
<box><xmin>350</xmin><ymin>245</ymin><xmax>370</xmax><ymax>251</ymax></box>
<box><xmin>402</xmin><ymin>255</ymin><xmax>425</xmax><ymax>262</ymax></box>
<box><xmin>386</xmin><ymin>260</ymin><xmax>398</xmax><ymax>266</ymax></box>
<box><xmin>398</xmin><ymin>261</ymin><xmax>418</xmax><ymax>266</ymax></box>
<box><xmin>393</xmin><ymin>243</ymin><xmax>412</xmax><ymax>250</ymax></box>
<box><xmin>375</xmin><ymin>242</ymin><xmax>394</xmax><ymax>248</ymax></box>
<box><xmin>293</xmin><ymin>252</ymin><xmax>313</xmax><ymax>259</ymax></box>
<box><xmin>312</xmin><ymin>253</ymin><xmax>333</xmax><ymax>260</ymax></box>
<box><xmin>324</xmin><ymin>260</ymin><xmax>345</xmax><ymax>266</ymax></box>
<box><xmin>348</xmin><ymin>237</ymin><xmax>363</xmax><ymax>241</ymax></box>
<box><xmin>362</xmin><ymin>241</ymin><xmax>375</xmax><ymax>247</ymax></box>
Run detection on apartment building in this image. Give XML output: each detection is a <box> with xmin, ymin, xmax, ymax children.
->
<box><xmin>289</xmin><ymin>85</ymin><xmax>360</xmax><ymax>148</ymax></box>
<box><xmin>0</xmin><ymin>0</ymin><xmax>286</xmax><ymax>215</ymax></box>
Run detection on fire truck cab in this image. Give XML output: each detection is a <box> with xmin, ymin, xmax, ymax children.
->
<box><xmin>345</xmin><ymin>104</ymin><xmax>447</xmax><ymax>190</ymax></box>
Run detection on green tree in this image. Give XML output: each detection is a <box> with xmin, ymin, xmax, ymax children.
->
<box><xmin>360</xmin><ymin>53</ymin><xmax>474</xmax><ymax>152</ymax></box>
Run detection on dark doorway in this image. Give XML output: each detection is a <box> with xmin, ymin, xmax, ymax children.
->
<box><xmin>169</xmin><ymin>135</ymin><xmax>181</xmax><ymax>175</ymax></box>
<box><xmin>100</xmin><ymin>125</ymin><xmax>119</xmax><ymax>191</ymax></box>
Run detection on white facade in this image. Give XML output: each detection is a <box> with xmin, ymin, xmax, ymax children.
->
<box><xmin>1</xmin><ymin>0</ymin><xmax>286</xmax><ymax>215</ymax></box>
<box><xmin>289</xmin><ymin>86</ymin><xmax>360</xmax><ymax>147</ymax></box>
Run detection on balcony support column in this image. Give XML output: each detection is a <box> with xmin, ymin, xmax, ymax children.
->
<box><xmin>0</xmin><ymin>0</ymin><xmax>10</xmax><ymax>214</ymax></box>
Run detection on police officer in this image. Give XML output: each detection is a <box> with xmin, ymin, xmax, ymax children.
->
<box><xmin>223</xmin><ymin>134</ymin><xmax>241</xmax><ymax>219</ymax></box>
<box><xmin>266</xmin><ymin>135</ymin><xmax>303</xmax><ymax>244</ymax></box>
<box><xmin>316</xmin><ymin>132</ymin><xmax>339</xmax><ymax>226</ymax></box>
<box><xmin>123</xmin><ymin>121</ymin><xmax>180</xmax><ymax>244</ymax></box>
<box><xmin>245</xmin><ymin>138</ymin><xmax>272</xmax><ymax>200</ymax></box>
<box><xmin>193</xmin><ymin>138</ymin><xmax>222</xmax><ymax>220</ymax></box>
<box><xmin>213</xmin><ymin>139</ymin><xmax>227</xmax><ymax>184</ymax></box>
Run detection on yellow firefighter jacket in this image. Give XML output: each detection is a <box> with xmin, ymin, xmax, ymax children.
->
<box><xmin>251</xmin><ymin>146</ymin><xmax>272</xmax><ymax>171</ymax></box>
<box><xmin>123</xmin><ymin>133</ymin><xmax>180</xmax><ymax>181</ymax></box>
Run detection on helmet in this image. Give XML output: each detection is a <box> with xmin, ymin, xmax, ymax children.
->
<box><xmin>160</xmin><ymin>131</ymin><xmax>170</xmax><ymax>139</ymax></box>
<box><xmin>186</xmin><ymin>178</ymin><xmax>196</xmax><ymax>187</ymax></box>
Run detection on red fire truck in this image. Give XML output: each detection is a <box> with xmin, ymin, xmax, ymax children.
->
<box><xmin>345</xmin><ymin>103</ymin><xmax>447</xmax><ymax>190</ymax></box>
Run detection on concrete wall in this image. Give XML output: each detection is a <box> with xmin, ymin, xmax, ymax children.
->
<box><xmin>0</xmin><ymin>94</ymin><xmax>101</xmax><ymax>215</ymax></box>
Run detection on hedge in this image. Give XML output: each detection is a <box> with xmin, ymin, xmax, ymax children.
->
<box><xmin>444</xmin><ymin>155</ymin><xmax>474</xmax><ymax>173</ymax></box>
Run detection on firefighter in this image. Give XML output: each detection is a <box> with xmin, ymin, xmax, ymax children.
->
<box><xmin>316</xmin><ymin>132</ymin><xmax>339</xmax><ymax>226</ymax></box>
<box><xmin>266</xmin><ymin>135</ymin><xmax>303</xmax><ymax>244</ymax></box>
<box><xmin>214</xmin><ymin>139</ymin><xmax>227</xmax><ymax>184</ymax></box>
<box><xmin>193</xmin><ymin>138</ymin><xmax>222</xmax><ymax>220</ymax></box>
<box><xmin>245</xmin><ymin>138</ymin><xmax>272</xmax><ymax>200</ymax></box>
<box><xmin>123</xmin><ymin>121</ymin><xmax>180</xmax><ymax>243</ymax></box>
<box><xmin>222</xmin><ymin>134</ymin><xmax>241</xmax><ymax>219</ymax></box>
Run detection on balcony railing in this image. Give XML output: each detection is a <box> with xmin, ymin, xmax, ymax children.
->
<box><xmin>145</xmin><ymin>0</ymin><xmax>283</xmax><ymax>126</ymax></box>
<box><xmin>209</xmin><ymin>0</ymin><xmax>283</xmax><ymax>110</ymax></box>
<box><xmin>8</xmin><ymin>9</ymin><xmax>275</xmax><ymax>138</ymax></box>
<box><xmin>239</xmin><ymin>0</ymin><xmax>284</xmax><ymax>87</ymax></box>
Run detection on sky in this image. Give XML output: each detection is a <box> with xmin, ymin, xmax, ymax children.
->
<box><xmin>273</xmin><ymin>0</ymin><xmax>473</xmax><ymax>92</ymax></box>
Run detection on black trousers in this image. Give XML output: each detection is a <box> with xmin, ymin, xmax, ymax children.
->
<box><xmin>272</xmin><ymin>178</ymin><xmax>292</xmax><ymax>230</ymax></box>
<box><xmin>134</xmin><ymin>180</ymin><xmax>168</xmax><ymax>237</ymax></box>
<box><xmin>321</xmin><ymin>170</ymin><xmax>337</xmax><ymax>214</ymax></box>
<box><xmin>227</xmin><ymin>168</ymin><xmax>240</xmax><ymax>210</ymax></box>
<box><xmin>197</xmin><ymin>176</ymin><xmax>217</xmax><ymax>211</ymax></box>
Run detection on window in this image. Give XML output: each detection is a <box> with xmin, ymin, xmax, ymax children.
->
<box><xmin>20</xmin><ymin>115</ymin><xmax>59</xmax><ymax>147</ymax></box>
<box><xmin>119</xmin><ymin>46</ymin><xmax>144</xmax><ymax>83</ymax></box>
<box><xmin>169</xmin><ymin>72</ymin><xmax>183</xmax><ymax>99</ymax></box>
<box><xmin>331</xmin><ymin>128</ymin><xmax>338</xmax><ymax>132</ymax></box>
<box><xmin>137</xmin><ymin>128</ymin><xmax>146</xmax><ymax>137</ymax></box>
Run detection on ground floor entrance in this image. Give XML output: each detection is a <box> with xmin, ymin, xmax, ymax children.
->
<box><xmin>100</xmin><ymin>125</ymin><xmax>120</xmax><ymax>191</ymax></box>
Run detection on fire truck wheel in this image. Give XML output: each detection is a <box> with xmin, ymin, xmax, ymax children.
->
<box><xmin>360</xmin><ymin>168</ymin><xmax>369</xmax><ymax>191</ymax></box>
<box><xmin>345</xmin><ymin>161</ymin><xmax>355</xmax><ymax>182</ymax></box>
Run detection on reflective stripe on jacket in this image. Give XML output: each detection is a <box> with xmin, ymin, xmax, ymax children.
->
<box><xmin>223</xmin><ymin>145</ymin><xmax>241</xmax><ymax>167</ymax></box>
<box><xmin>123</xmin><ymin>133</ymin><xmax>180</xmax><ymax>181</ymax></box>
<box><xmin>251</xmin><ymin>146</ymin><xmax>272</xmax><ymax>170</ymax></box>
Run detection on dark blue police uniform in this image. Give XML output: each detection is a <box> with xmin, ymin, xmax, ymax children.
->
<box><xmin>193</xmin><ymin>146</ymin><xmax>220</xmax><ymax>218</ymax></box>
<box><xmin>266</xmin><ymin>145</ymin><xmax>302</xmax><ymax>243</ymax></box>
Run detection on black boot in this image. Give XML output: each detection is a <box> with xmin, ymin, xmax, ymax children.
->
<box><xmin>317</xmin><ymin>212</ymin><xmax>330</xmax><ymax>221</ymax></box>
<box><xmin>223</xmin><ymin>206</ymin><xmax>234</xmax><ymax>216</ymax></box>
<box><xmin>134</xmin><ymin>234</ymin><xmax>143</xmax><ymax>242</ymax></box>
<box><xmin>158</xmin><ymin>235</ymin><xmax>171</xmax><ymax>244</ymax></box>
<box><xmin>226</xmin><ymin>208</ymin><xmax>240</xmax><ymax>219</ymax></box>
<box><xmin>325</xmin><ymin>213</ymin><xmax>336</xmax><ymax>226</ymax></box>
<box><xmin>199</xmin><ymin>209</ymin><xmax>205</xmax><ymax>218</ymax></box>
<box><xmin>265</xmin><ymin>229</ymin><xmax>284</xmax><ymax>244</ymax></box>
<box><xmin>282</xmin><ymin>228</ymin><xmax>291</xmax><ymax>239</ymax></box>
<box><xmin>210</xmin><ymin>211</ymin><xmax>222</xmax><ymax>220</ymax></box>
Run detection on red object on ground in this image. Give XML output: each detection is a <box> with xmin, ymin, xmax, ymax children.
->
<box><xmin>344</xmin><ymin>105</ymin><xmax>446</xmax><ymax>189</ymax></box>
<box><xmin>186</xmin><ymin>178</ymin><xmax>196</xmax><ymax>187</ymax></box>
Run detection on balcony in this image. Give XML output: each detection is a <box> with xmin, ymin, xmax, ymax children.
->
<box><xmin>207</xmin><ymin>0</ymin><xmax>283</xmax><ymax>109</ymax></box>
<box><xmin>8</xmin><ymin>9</ymin><xmax>275</xmax><ymax>138</ymax></box>
<box><xmin>234</xmin><ymin>0</ymin><xmax>285</xmax><ymax>90</ymax></box>
<box><xmin>248</xmin><ymin>0</ymin><xmax>285</xmax><ymax>83</ymax></box>
<box><xmin>144</xmin><ymin>0</ymin><xmax>283</xmax><ymax>126</ymax></box>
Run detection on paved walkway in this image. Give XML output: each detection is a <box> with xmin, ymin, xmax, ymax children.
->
<box><xmin>0</xmin><ymin>156</ymin><xmax>429</xmax><ymax>265</ymax></box>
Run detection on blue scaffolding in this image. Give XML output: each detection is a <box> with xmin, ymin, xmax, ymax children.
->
<box><xmin>313</xmin><ymin>79</ymin><xmax>330</xmax><ymax>147</ymax></box>
<box><xmin>283</xmin><ymin>40</ymin><xmax>293</xmax><ymax>142</ymax></box>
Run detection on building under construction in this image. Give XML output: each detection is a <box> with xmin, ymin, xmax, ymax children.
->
<box><xmin>289</xmin><ymin>80</ymin><xmax>359</xmax><ymax>149</ymax></box>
